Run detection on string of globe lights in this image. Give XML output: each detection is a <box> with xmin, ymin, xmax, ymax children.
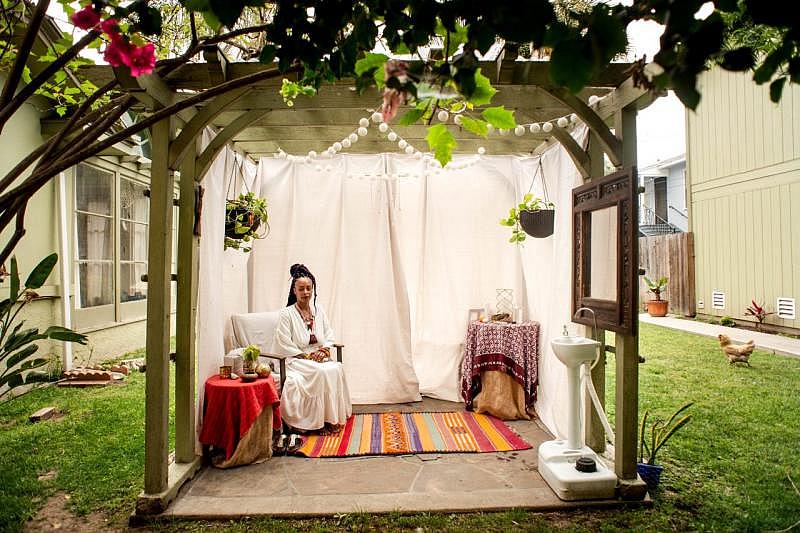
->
<box><xmin>273</xmin><ymin>93</ymin><xmax>609</xmax><ymax>176</ymax></box>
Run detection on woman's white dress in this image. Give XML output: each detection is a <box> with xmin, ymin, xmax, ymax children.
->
<box><xmin>273</xmin><ymin>304</ymin><xmax>352</xmax><ymax>431</ymax></box>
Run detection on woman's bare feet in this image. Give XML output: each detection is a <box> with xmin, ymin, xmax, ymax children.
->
<box><xmin>318</xmin><ymin>423</ymin><xmax>344</xmax><ymax>436</ymax></box>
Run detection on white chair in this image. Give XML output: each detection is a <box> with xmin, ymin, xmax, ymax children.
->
<box><xmin>228</xmin><ymin>311</ymin><xmax>343</xmax><ymax>391</ymax></box>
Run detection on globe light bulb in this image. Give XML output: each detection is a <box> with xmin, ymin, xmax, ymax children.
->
<box><xmin>357</xmin><ymin>126</ymin><xmax>368</xmax><ymax>136</ymax></box>
<box><xmin>477</xmin><ymin>146</ymin><xmax>486</xmax><ymax>155</ymax></box>
<box><xmin>557</xmin><ymin>117</ymin><xmax>569</xmax><ymax>128</ymax></box>
<box><xmin>378</xmin><ymin>122</ymin><xmax>389</xmax><ymax>133</ymax></box>
<box><xmin>387</xmin><ymin>132</ymin><xmax>398</xmax><ymax>142</ymax></box>
<box><xmin>437</xmin><ymin>109</ymin><xmax>449</xmax><ymax>122</ymax></box>
<box><xmin>530</xmin><ymin>123</ymin><xmax>541</xmax><ymax>133</ymax></box>
<box><xmin>349</xmin><ymin>132</ymin><xmax>359</xmax><ymax>143</ymax></box>
<box><xmin>542</xmin><ymin>122</ymin><xmax>553</xmax><ymax>132</ymax></box>
<box><xmin>359</xmin><ymin>117</ymin><xmax>369</xmax><ymax>128</ymax></box>
<box><xmin>514</xmin><ymin>125</ymin><xmax>525</xmax><ymax>136</ymax></box>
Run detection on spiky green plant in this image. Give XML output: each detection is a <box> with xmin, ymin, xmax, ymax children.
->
<box><xmin>638</xmin><ymin>401</ymin><xmax>693</xmax><ymax>465</ymax></box>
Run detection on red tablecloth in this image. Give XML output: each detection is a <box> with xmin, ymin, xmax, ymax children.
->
<box><xmin>460</xmin><ymin>321</ymin><xmax>540</xmax><ymax>410</ymax></box>
<box><xmin>199</xmin><ymin>375</ymin><xmax>281</xmax><ymax>460</ymax></box>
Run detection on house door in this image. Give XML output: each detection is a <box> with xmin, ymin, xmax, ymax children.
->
<box><xmin>654</xmin><ymin>176</ymin><xmax>667</xmax><ymax>221</ymax></box>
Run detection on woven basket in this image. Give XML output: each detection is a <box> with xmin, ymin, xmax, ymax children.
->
<box><xmin>519</xmin><ymin>209</ymin><xmax>555</xmax><ymax>238</ymax></box>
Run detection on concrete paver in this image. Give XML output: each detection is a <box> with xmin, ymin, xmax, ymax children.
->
<box><xmin>639</xmin><ymin>313</ymin><xmax>800</xmax><ymax>358</ymax></box>
<box><xmin>163</xmin><ymin>399</ymin><xmax>628</xmax><ymax>518</ymax></box>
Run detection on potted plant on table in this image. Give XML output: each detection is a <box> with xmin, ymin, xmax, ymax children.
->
<box><xmin>241</xmin><ymin>344</ymin><xmax>260</xmax><ymax>380</ymax></box>
<box><xmin>225</xmin><ymin>192</ymin><xmax>269</xmax><ymax>252</ymax></box>
<box><xmin>638</xmin><ymin>401</ymin><xmax>693</xmax><ymax>491</ymax></box>
<box><xmin>644</xmin><ymin>276</ymin><xmax>669</xmax><ymax>317</ymax></box>
<box><xmin>500</xmin><ymin>193</ymin><xmax>555</xmax><ymax>243</ymax></box>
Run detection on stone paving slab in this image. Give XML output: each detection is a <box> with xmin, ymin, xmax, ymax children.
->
<box><xmin>639</xmin><ymin>313</ymin><xmax>800</xmax><ymax>358</ymax></box>
<box><xmin>163</xmin><ymin>399</ymin><xmax>633</xmax><ymax>518</ymax></box>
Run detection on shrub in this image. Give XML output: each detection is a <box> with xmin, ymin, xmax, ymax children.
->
<box><xmin>720</xmin><ymin>316</ymin><xmax>736</xmax><ymax>327</ymax></box>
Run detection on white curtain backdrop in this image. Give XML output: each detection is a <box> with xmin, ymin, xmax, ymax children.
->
<box><xmin>195</xmin><ymin>127</ymin><xmax>589</xmax><ymax>439</ymax></box>
<box><xmin>196</xmin><ymin>130</ymin><xmax>258</xmax><ymax>448</ymax></box>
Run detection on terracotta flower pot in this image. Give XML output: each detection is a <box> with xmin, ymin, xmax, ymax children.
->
<box><xmin>646</xmin><ymin>300</ymin><xmax>669</xmax><ymax>317</ymax></box>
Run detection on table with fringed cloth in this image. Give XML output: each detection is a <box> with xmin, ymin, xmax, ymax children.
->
<box><xmin>460</xmin><ymin>321</ymin><xmax>540</xmax><ymax>420</ymax></box>
<box><xmin>199</xmin><ymin>375</ymin><xmax>282</xmax><ymax>468</ymax></box>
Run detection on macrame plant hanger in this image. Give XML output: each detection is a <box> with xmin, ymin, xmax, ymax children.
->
<box><xmin>519</xmin><ymin>156</ymin><xmax>555</xmax><ymax>238</ymax></box>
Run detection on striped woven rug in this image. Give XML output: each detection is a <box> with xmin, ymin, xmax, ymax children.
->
<box><xmin>295</xmin><ymin>411</ymin><xmax>531</xmax><ymax>457</ymax></box>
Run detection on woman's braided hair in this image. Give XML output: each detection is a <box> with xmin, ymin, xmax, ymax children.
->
<box><xmin>286</xmin><ymin>263</ymin><xmax>317</xmax><ymax>307</ymax></box>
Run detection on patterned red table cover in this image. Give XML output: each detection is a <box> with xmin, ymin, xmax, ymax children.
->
<box><xmin>199</xmin><ymin>375</ymin><xmax>282</xmax><ymax>460</ymax></box>
<box><xmin>460</xmin><ymin>321</ymin><xmax>540</xmax><ymax>410</ymax></box>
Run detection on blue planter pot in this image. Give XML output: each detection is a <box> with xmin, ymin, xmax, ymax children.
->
<box><xmin>637</xmin><ymin>462</ymin><xmax>664</xmax><ymax>490</ymax></box>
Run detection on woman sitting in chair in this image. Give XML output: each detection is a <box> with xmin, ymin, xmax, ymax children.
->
<box><xmin>273</xmin><ymin>263</ymin><xmax>352</xmax><ymax>435</ymax></box>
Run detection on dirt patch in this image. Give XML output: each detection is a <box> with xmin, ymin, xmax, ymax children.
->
<box><xmin>25</xmin><ymin>493</ymin><xmax>125</xmax><ymax>532</ymax></box>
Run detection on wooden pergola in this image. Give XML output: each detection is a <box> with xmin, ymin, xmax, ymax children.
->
<box><xmin>81</xmin><ymin>51</ymin><xmax>657</xmax><ymax>514</ymax></box>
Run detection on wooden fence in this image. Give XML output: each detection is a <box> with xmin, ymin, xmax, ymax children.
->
<box><xmin>639</xmin><ymin>232</ymin><xmax>696</xmax><ymax>316</ymax></box>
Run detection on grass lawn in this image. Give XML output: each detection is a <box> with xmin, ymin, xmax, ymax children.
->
<box><xmin>1</xmin><ymin>323</ymin><xmax>799</xmax><ymax>531</ymax></box>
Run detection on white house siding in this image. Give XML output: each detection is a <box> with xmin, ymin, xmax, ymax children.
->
<box><xmin>0</xmin><ymin>74</ymin><xmax>156</xmax><ymax>364</ymax></box>
<box><xmin>687</xmin><ymin>68</ymin><xmax>800</xmax><ymax>331</ymax></box>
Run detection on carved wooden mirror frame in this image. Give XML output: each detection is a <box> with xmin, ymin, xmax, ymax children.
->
<box><xmin>572</xmin><ymin>167</ymin><xmax>638</xmax><ymax>335</ymax></box>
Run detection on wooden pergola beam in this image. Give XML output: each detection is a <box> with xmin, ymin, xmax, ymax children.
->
<box><xmin>549</xmin><ymin>127</ymin><xmax>590</xmax><ymax>178</ymax></box>
<box><xmin>196</xmin><ymin>109</ymin><xmax>271</xmax><ymax>180</ymax></box>
<box><xmin>543</xmin><ymin>86</ymin><xmax>623</xmax><ymax>167</ymax></box>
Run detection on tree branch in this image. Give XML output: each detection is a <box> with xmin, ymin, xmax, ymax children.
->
<box><xmin>0</xmin><ymin>0</ymin><xmax>49</xmax><ymax>110</ymax></box>
<box><xmin>0</xmin><ymin>30</ymin><xmax>101</xmax><ymax>133</ymax></box>
<box><xmin>0</xmin><ymin>197</ymin><xmax>27</xmax><ymax>266</ymax></box>
<box><xmin>0</xmin><ymin>65</ymin><xmax>299</xmax><ymax>221</ymax></box>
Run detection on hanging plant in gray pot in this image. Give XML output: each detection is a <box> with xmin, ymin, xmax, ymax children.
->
<box><xmin>501</xmin><ymin>193</ymin><xmax>555</xmax><ymax>243</ymax></box>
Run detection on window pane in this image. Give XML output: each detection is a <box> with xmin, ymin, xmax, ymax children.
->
<box><xmin>76</xmin><ymin>213</ymin><xmax>113</xmax><ymax>260</ymax></box>
<box><xmin>76</xmin><ymin>164</ymin><xmax>113</xmax><ymax>215</ymax></box>
<box><xmin>120</xmin><ymin>220</ymin><xmax>148</xmax><ymax>261</ymax></box>
<box><xmin>121</xmin><ymin>178</ymin><xmax>149</xmax><ymax>222</ymax></box>
<box><xmin>78</xmin><ymin>262</ymin><xmax>113</xmax><ymax>307</ymax></box>
<box><xmin>120</xmin><ymin>263</ymin><xmax>147</xmax><ymax>302</ymax></box>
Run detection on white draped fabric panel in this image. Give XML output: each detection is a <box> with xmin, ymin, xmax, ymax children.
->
<box><xmin>195</xmin><ymin>131</ymin><xmax>588</xmax><ymax>439</ymax></box>
<box><xmin>517</xmin><ymin>126</ymin><xmax>588</xmax><ymax>439</ymax></box>
<box><xmin>196</xmin><ymin>130</ymin><xmax>258</xmax><ymax>449</ymax></box>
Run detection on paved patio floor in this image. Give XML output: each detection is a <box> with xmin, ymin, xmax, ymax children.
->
<box><xmin>163</xmin><ymin>398</ymin><xmax>626</xmax><ymax>519</ymax></box>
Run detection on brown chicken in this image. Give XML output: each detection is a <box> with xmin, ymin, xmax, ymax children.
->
<box><xmin>718</xmin><ymin>334</ymin><xmax>755</xmax><ymax>366</ymax></box>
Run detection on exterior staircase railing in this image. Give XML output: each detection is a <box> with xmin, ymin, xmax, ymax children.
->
<box><xmin>639</xmin><ymin>204</ymin><xmax>681</xmax><ymax>236</ymax></box>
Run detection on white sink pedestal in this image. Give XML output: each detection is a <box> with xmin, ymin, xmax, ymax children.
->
<box><xmin>538</xmin><ymin>336</ymin><xmax>617</xmax><ymax>500</ymax></box>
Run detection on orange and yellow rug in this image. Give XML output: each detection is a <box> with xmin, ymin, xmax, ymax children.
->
<box><xmin>295</xmin><ymin>411</ymin><xmax>531</xmax><ymax>457</ymax></box>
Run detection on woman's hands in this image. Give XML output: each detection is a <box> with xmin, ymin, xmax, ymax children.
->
<box><xmin>298</xmin><ymin>347</ymin><xmax>331</xmax><ymax>363</ymax></box>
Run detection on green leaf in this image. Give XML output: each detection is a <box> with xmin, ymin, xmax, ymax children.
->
<box><xmin>9</xmin><ymin>257</ymin><xmax>19</xmax><ymax>301</ymax></box>
<box><xmin>426</xmin><ymin>124</ymin><xmax>457</xmax><ymax>167</ymax></box>
<box><xmin>459</xmin><ymin>116</ymin><xmax>488</xmax><ymax>137</ymax></box>
<box><xmin>259</xmin><ymin>45</ymin><xmax>276</xmax><ymax>65</ymax></box>
<box><xmin>398</xmin><ymin>107</ymin><xmax>425</xmax><ymax>126</ymax></box>
<box><xmin>183</xmin><ymin>0</ymin><xmax>211</xmax><ymax>9</ymax></box>
<box><xmin>4</xmin><ymin>344</ymin><xmax>39</xmax><ymax>368</ymax></box>
<box><xmin>0</xmin><ymin>369</ymin><xmax>24</xmax><ymax>389</ymax></box>
<box><xmin>550</xmin><ymin>39</ymin><xmax>593</xmax><ymax>93</ymax></box>
<box><xmin>481</xmin><ymin>106</ymin><xmax>516</xmax><ymax>130</ymax></box>
<box><xmin>355</xmin><ymin>53</ymin><xmax>388</xmax><ymax>77</ymax></box>
<box><xmin>467</xmin><ymin>69</ymin><xmax>496</xmax><ymax>106</ymax></box>
<box><xmin>208</xmin><ymin>0</ymin><xmax>243</xmax><ymax>27</ymax></box>
<box><xmin>769</xmin><ymin>77</ymin><xmax>786</xmax><ymax>103</ymax></box>
<box><xmin>200</xmin><ymin>10</ymin><xmax>221</xmax><ymax>32</ymax></box>
<box><xmin>20</xmin><ymin>357</ymin><xmax>48</xmax><ymax>370</ymax></box>
<box><xmin>44</xmin><ymin>326</ymin><xmax>88</xmax><ymax>344</ymax></box>
<box><xmin>25</xmin><ymin>253</ymin><xmax>57</xmax><ymax>289</ymax></box>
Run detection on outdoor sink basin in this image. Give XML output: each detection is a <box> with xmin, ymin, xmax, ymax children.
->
<box><xmin>551</xmin><ymin>336</ymin><xmax>600</xmax><ymax>367</ymax></box>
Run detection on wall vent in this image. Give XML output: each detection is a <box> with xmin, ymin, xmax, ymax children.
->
<box><xmin>777</xmin><ymin>298</ymin><xmax>796</xmax><ymax>320</ymax></box>
<box><xmin>711</xmin><ymin>291</ymin><xmax>726</xmax><ymax>310</ymax></box>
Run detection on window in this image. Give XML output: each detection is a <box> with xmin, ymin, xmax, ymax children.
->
<box><xmin>75</xmin><ymin>164</ymin><xmax>114</xmax><ymax>309</ymax></box>
<box><xmin>74</xmin><ymin>161</ymin><xmax>172</xmax><ymax>328</ymax></box>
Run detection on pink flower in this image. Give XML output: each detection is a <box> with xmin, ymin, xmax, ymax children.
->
<box><xmin>128</xmin><ymin>43</ymin><xmax>156</xmax><ymax>77</ymax></box>
<box><xmin>71</xmin><ymin>5</ymin><xmax>101</xmax><ymax>30</ymax></box>
<box><xmin>381</xmin><ymin>88</ymin><xmax>407</xmax><ymax>123</ymax></box>
<box><xmin>103</xmin><ymin>39</ymin><xmax>133</xmax><ymax>68</ymax></box>
<box><xmin>100</xmin><ymin>18</ymin><xmax>122</xmax><ymax>41</ymax></box>
<box><xmin>384</xmin><ymin>59</ymin><xmax>410</xmax><ymax>83</ymax></box>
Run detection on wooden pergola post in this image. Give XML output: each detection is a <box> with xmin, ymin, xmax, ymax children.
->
<box><xmin>613</xmin><ymin>104</ymin><xmax>646</xmax><ymax>498</ymax></box>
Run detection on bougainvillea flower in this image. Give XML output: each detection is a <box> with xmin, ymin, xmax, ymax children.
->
<box><xmin>100</xmin><ymin>18</ymin><xmax>122</xmax><ymax>41</ymax></box>
<box><xmin>71</xmin><ymin>5</ymin><xmax>102</xmax><ymax>30</ymax></box>
<box><xmin>128</xmin><ymin>43</ymin><xmax>157</xmax><ymax>77</ymax></box>
<box><xmin>381</xmin><ymin>88</ymin><xmax>405</xmax><ymax>122</ymax></box>
<box><xmin>103</xmin><ymin>39</ymin><xmax>134</xmax><ymax>68</ymax></box>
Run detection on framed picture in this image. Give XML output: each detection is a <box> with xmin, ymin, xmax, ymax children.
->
<box><xmin>468</xmin><ymin>308</ymin><xmax>482</xmax><ymax>325</ymax></box>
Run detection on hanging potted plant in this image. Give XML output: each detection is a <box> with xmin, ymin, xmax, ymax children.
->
<box><xmin>224</xmin><ymin>192</ymin><xmax>269</xmax><ymax>252</ymax></box>
<box><xmin>638</xmin><ymin>402</ymin><xmax>693</xmax><ymax>491</ymax></box>
<box><xmin>644</xmin><ymin>276</ymin><xmax>669</xmax><ymax>317</ymax></box>
<box><xmin>500</xmin><ymin>193</ymin><xmax>555</xmax><ymax>243</ymax></box>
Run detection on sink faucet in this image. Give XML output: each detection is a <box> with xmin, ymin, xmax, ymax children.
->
<box><xmin>573</xmin><ymin>307</ymin><xmax>598</xmax><ymax>332</ymax></box>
